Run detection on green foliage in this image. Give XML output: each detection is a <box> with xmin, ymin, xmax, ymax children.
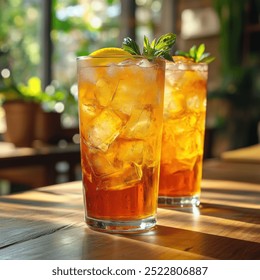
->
<box><xmin>0</xmin><ymin>0</ymin><xmax>41</xmax><ymax>83</ymax></box>
<box><xmin>213</xmin><ymin>0</ymin><xmax>246</xmax><ymax>73</ymax></box>
<box><xmin>122</xmin><ymin>33</ymin><xmax>176</xmax><ymax>61</ymax></box>
<box><xmin>0</xmin><ymin>76</ymin><xmax>67</xmax><ymax>113</ymax></box>
<box><xmin>210</xmin><ymin>0</ymin><xmax>260</xmax><ymax>148</ymax></box>
<box><xmin>121</xmin><ymin>37</ymin><xmax>141</xmax><ymax>55</ymax></box>
<box><xmin>175</xmin><ymin>44</ymin><xmax>215</xmax><ymax>63</ymax></box>
<box><xmin>106</xmin><ymin>0</ymin><xmax>116</xmax><ymax>4</ymax></box>
<box><xmin>211</xmin><ymin>0</ymin><xmax>257</xmax><ymax>103</ymax></box>
<box><xmin>0</xmin><ymin>76</ymin><xmax>23</xmax><ymax>104</ymax></box>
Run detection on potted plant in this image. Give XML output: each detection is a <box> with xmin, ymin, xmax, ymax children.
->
<box><xmin>18</xmin><ymin>77</ymin><xmax>66</xmax><ymax>144</ymax></box>
<box><xmin>0</xmin><ymin>75</ymin><xmax>67</xmax><ymax>147</ymax></box>
<box><xmin>0</xmin><ymin>75</ymin><xmax>41</xmax><ymax>147</ymax></box>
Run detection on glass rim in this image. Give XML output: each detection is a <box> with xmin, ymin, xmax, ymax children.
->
<box><xmin>76</xmin><ymin>55</ymin><xmax>166</xmax><ymax>68</ymax></box>
<box><xmin>166</xmin><ymin>60</ymin><xmax>208</xmax><ymax>71</ymax></box>
<box><xmin>77</xmin><ymin>54</ymin><xmax>145</xmax><ymax>60</ymax></box>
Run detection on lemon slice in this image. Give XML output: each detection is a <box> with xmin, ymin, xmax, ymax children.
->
<box><xmin>172</xmin><ymin>55</ymin><xmax>194</xmax><ymax>63</ymax></box>
<box><xmin>88</xmin><ymin>47</ymin><xmax>133</xmax><ymax>66</ymax></box>
<box><xmin>90</xmin><ymin>47</ymin><xmax>131</xmax><ymax>57</ymax></box>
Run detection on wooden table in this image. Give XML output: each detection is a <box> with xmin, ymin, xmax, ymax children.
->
<box><xmin>203</xmin><ymin>144</ymin><xmax>260</xmax><ymax>184</ymax></box>
<box><xmin>0</xmin><ymin>179</ymin><xmax>259</xmax><ymax>260</ymax></box>
<box><xmin>220</xmin><ymin>144</ymin><xmax>260</xmax><ymax>164</ymax></box>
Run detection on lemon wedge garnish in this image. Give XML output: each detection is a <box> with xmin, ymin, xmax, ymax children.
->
<box><xmin>88</xmin><ymin>47</ymin><xmax>133</xmax><ymax>66</ymax></box>
<box><xmin>172</xmin><ymin>55</ymin><xmax>194</xmax><ymax>63</ymax></box>
<box><xmin>90</xmin><ymin>47</ymin><xmax>131</xmax><ymax>57</ymax></box>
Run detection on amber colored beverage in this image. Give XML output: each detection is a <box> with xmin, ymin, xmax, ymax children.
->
<box><xmin>158</xmin><ymin>57</ymin><xmax>208</xmax><ymax>207</ymax></box>
<box><xmin>77</xmin><ymin>55</ymin><xmax>165</xmax><ymax>233</ymax></box>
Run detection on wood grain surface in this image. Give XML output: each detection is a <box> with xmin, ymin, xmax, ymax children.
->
<box><xmin>0</xmin><ymin>180</ymin><xmax>259</xmax><ymax>260</ymax></box>
<box><xmin>221</xmin><ymin>144</ymin><xmax>260</xmax><ymax>164</ymax></box>
<box><xmin>203</xmin><ymin>159</ymin><xmax>260</xmax><ymax>184</ymax></box>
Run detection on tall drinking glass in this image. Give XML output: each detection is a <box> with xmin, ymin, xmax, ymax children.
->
<box><xmin>77</xmin><ymin>55</ymin><xmax>165</xmax><ymax>233</ymax></box>
<box><xmin>158</xmin><ymin>57</ymin><xmax>208</xmax><ymax>207</ymax></box>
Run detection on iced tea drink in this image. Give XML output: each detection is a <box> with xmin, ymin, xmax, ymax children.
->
<box><xmin>158</xmin><ymin>57</ymin><xmax>208</xmax><ymax>207</ymax></box>
<box><xmin>77</xmin><ymin>54</ymin><xmax>165</xmax><ymax>233</ymax></box>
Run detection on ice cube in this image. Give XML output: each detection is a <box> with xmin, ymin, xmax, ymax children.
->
<box><xmin>164</xmin><ymin>156</ymin><xmax>197</xmax><ymax>174</ymax></box>
<box><xmin>137</xmin><ymin>59</ymin><xmax>153</xmax><ymax>68</ymax></box>
<box><xmin>117</xmin><ymin>59</ymin><xmax>136</xmax><ymax>66</ymax></box>
<box><xmin>175</xmin><ymin>129</ymin><xmax>203</xmax><ymax>168</ymax></box>
<box><xmin>110</xmin><ymin>81</ymin><xmax>137</xmax><ymax>116</ymax></box>
<box><xmin>96</xmin><ymin>163</ymin><xmax>143</xmax><ymax>191</ymax></box>
<box><xmin>110</xmin><ymin>70</ymin><xmax>155</xmax><ymax>116</ymax></box>
<box><xmin>115</xmin><ymin>139</ymin><xmax>144</xmax><ymax>166</ymax></box>
<box><xmin>187</xmin><ymin>96</ymin><xmax>200</xmax><ymax>110</ymax></box>
<box><xmin>86</xmin><ymin>109</ymin><xmax>123</xmax><ymax>152</ymax></box>
<box><xmin>79</xmin><ymin>67</ymin><xmax>96</xmax><ymax>84</ymax></box>
<box><xmin>95</xmin><ymin>78</ymin><xmax>118</xmax><ymax>107</ymax></box>
<box><xmin>164</xmin><ymin>92</ymin><xmax>185</xmax><ymax>117</ymax></box>
<box><xmin>121</xmin><ymin>106</ymin><xmax>153</xmax><ymax>139</ymax></box>
<box><xmin>136</xmin><ymin>59</ymin><xmax>157</xmax><ymax>82</ymax></box>
<box><xmin>84</xmin><ymin>148</ymin><xmax>117</xmax><ymax>177</ymax></box>
<box><xmin>82</xmin><ymin>142</ymin><xmax>143</xmax><ymax>190</ymax></box>
<box><xmin>143</xmin><ymin>140</ymin><xmax>159</xmax><ymax>168</ymax></box>
<box><xmin>81</xmin><ymin>101</ymin><xmax>101</xmax><ymax>121</ymax></box>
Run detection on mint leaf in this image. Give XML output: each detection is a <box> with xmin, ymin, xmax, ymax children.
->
<box><xmin>155</xmin><ymin>33</ymin><xmax>176</xmax><ymax>52</ymax></box>
<box><xmin>122</xmin><ymin>37</ymin><xmax>141</xmax><ymax>55</ymax></box>
<box><xmin>196</xmin><ymin>44</ymin><xmax>205</xmax><ymax>61</ymax></box>
<box><xmin>189</xmin><ymin>45</ymin><xmax>197</xmax><ymax>60</ymax></box>
<box><xmin>175</xmin><ymin>50</ymin><xmax>189</xmax><ymax>57</ymax></box>
<box><xmin>122</xmin><ymin>33</ymin><xmax>176</xmax><ymax>61</ymax></box>
<box><xmin>175</xmin><ymin>43</ymin><xmax>215</xmax><ymax>63</ymax></box>
<box><xmin>200</xmin><ymin>56</ymin><xmax>215</xmax><ymax>63</ymax></box>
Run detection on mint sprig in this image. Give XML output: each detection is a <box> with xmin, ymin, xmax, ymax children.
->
<box><xmin>175</xmin><ymin>44</ymin><xmax>215</xmax><ymax>63</ymax></box>
<box><xmin>122</xmin><ymin>33</ymin><xmax>176</xmax><ymax>61</ymax></box>
<box><xmin>121</xmin><ymin>37</ymin><xmax>141</xmax><ymax>56</ymax></box>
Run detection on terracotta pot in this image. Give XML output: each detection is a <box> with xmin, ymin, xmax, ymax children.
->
<box><xmin>34</xmin><ymin>108</ymin><xmax>62</xmax><ymax>144</ymax></box>
<box><xmin>3</xmin><ymin>101</ymin><xmax>39</xmax><ymax>147</ymax></box>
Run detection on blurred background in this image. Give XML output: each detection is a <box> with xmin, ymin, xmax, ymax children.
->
<box><xmin>0</xmin><ymin>0</ymin><xmax>260</xmax><ymax>193</ymax></box>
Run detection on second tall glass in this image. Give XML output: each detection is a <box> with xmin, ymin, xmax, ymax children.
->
<box><xmin>159</xmin><ymin>57</ymin><xmax>208</xmax><ymax>207</ymax></box>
